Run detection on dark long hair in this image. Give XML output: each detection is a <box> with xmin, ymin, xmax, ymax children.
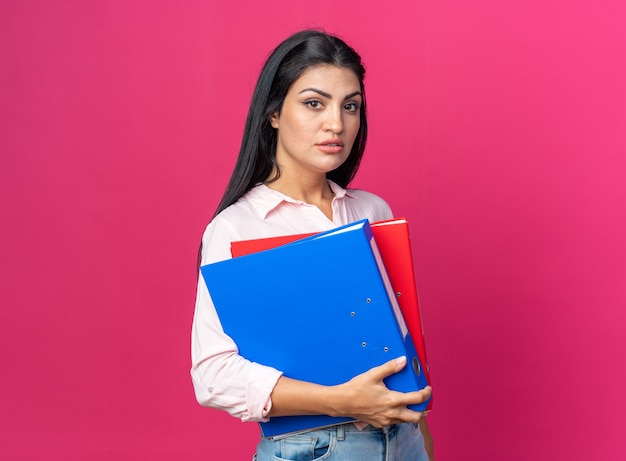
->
<box><xmin>198</xmin><ymin>30</ymin><xmax>368</xmax><ymax>268</ymax></box>
<box><xmin>214</xmin><ymin>29</ymin><xmax>368</xmax><ymax>217</ymax></box>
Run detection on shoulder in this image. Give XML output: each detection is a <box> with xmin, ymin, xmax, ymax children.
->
<box><xmin>346</xmin><ymin>188</ymin><xmax>390</xmax><ymax>206</ymax></box>
<box><xmin>200</xmin><ymin>184</ymin><xmax>291</xmax><ymax>264</ymax></box>
<box><xmin>343</xmin><ymin>187</ymin><xmax>394</xmax><ymax>222</ymax></box>
<box><xmin>199</xmin><ymin>192</ymin><xmax>261</xmax><ymax>265</ymax></box>
<box><xmin>199</xmin><ymin>214</ymin><xmax>238</xmax><ymax>265</ymax></box>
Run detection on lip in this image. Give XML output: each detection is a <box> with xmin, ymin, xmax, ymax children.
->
<box><xmin>316</xmin><ymin>139</ymin><xmax>345</xmax><ymax>154</ymax></box>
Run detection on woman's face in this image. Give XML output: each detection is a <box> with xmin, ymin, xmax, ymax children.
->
<box><xmin>270</xmin><ymin>64</ymin><xmax>362</xmax><ymax>179</ymax></box>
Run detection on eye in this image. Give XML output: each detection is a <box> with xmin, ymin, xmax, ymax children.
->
<box><xmin>304</xmin><ymin>100</ymin><xmax>323</xmax><ymax>109</ymax></box>
<box><xmin>344</xmin><ymin>102</ymin><xmax>359</xmax><ymax>112</ymax></box>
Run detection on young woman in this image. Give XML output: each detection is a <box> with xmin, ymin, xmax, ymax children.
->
<box><xmin>191</xmin><ymin>29</ymin><xmax>434</xmax><ymax>460</ymax></box>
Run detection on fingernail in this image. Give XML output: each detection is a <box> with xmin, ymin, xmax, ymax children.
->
<box><xmin>395</xmin><ymin>356</ymin><xmax>407</xmax><ymax>366</ymax></box>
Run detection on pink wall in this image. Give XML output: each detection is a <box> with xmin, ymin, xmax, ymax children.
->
<box><xmin>1</xmin><ymin>1</ymin><xmax>625</xmax><ymax>459</ymax></box>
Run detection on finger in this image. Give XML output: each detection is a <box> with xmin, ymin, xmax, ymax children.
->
<box><xmin>395</xmin><ymin>386</ymin><xmax>432</xmax><ymax>406</ymax></box>
<box><xmin>394</xmin><ymin>408</ymin><xmax>425</xmax><ymax>424</ymax></box>
<box><xmin>369</xmin><ymin>406</ymin><xmax>425</xmax><ymax>427</ymax></box>
<box><xmin>367</xmin><ymin>356</ymin><xmax>407</xmax><ymax>381</ymax></box>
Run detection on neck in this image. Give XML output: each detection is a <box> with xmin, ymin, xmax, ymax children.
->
<box><xmin>266</xmin><ymin>169</ymin><xmax>334</xmax><ymax>203</ymax></box>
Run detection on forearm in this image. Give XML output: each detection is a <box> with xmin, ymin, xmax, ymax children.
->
<box><xmin>267</xmin><ymin>376</ymin><xmax>344</xmax><ymax>418</ymax></box>
<box><xmin>268</xmin><ymin>357</ymin><xmax>432</xmax><ymax>428</ymax></box>
<box><xmin>419</xmin><ymin>418</ymin><xmax>434</xmax><ymax>461</ymax></box>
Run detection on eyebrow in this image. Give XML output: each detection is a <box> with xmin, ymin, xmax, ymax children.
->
<box><xmin>298</xmin><ymin>88</ymin><xmax>362</xmax><ymax>100</ymax></box>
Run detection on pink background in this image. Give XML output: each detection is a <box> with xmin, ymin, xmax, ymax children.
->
<box><xmin>2</xmin><ymin>1</ymin><xmax>625</xmax><ymax>459</ymax></box>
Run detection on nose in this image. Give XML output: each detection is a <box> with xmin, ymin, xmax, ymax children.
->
<box><xmin>323</xmin><ymin>105</ymin><xmax>344</xmax><ymax>134</ymax></box>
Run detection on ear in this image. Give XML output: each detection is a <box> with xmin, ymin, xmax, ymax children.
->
<box><xmin>269</xmin><ymin>111</ymin><xmax>279</xmax><ymax>129</ymax></box>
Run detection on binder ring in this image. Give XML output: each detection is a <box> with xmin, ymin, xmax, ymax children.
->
<box><xmin>412</xmin><ymin>357</ymin><xmax>421</xmax><ymax>376</ymax></box>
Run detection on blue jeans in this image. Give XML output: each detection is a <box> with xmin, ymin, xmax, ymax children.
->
<box><xmin>253</xmin><ymin>422</ymin><xmax>429</xmax><ymax>461</ymax></box>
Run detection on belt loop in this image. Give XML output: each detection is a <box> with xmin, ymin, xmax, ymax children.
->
<box><xmin>337</xmin><ymin>424</ymin><xmax>346</xmax><ymax>441</ymax></box>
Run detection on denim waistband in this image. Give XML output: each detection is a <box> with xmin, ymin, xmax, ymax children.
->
<box><xmin>335</xmin><ymin>422</ymin><xmax>398</xmax><ymax>439</ymax></box>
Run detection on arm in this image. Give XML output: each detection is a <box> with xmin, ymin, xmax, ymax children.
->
<box><xmin>268</xmin><ymin>356</ymin><xmax>432</xmax><ymax>428</ymax></box>
<box><xmin>191</xmin><ymin>219</ymin><xmax>284</xmax><ymax>422</ymax></box>
<box><xmin>190</xmin><ymin>275</ymin><xmax>283</xmax><ymax>421</ymax></box>
<box><xmin>419</xmin><ymin>418</ymin><xmax>434</xmax><ymax>461</ymax></box>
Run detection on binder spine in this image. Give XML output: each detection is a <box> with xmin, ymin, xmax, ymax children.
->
<box><xmin>368</xmin><ymin>238</ymin><xmax>409</xmax><ymax>339</ymax></box>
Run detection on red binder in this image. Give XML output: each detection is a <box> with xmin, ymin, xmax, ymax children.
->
<box><xmin>230</xmin><ymin>218</ymin><xmax>432</xmax><ymax>409</ymax></box>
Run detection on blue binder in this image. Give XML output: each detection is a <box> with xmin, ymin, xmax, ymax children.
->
<box><xmin>200</xmin><ymin>219</ymin><xmax>430</xmax><ymax>439</ymax></box>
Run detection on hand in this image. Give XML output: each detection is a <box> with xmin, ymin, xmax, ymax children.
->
<box><xmin>334</xmin><ymin>356</ymin><xmax>432</xmax><ymax>428</ymax></box>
